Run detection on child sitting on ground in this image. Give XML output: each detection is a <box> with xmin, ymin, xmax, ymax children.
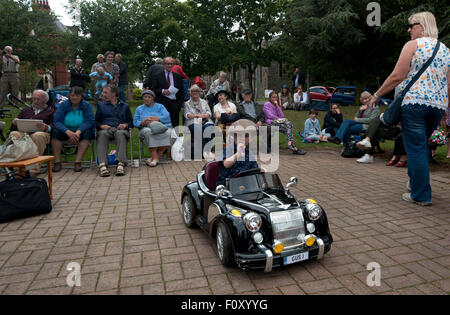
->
<box><xmin>304</xmin><ymin>109</ymin><xmax>330</xmax><ymax>143</ymax></box>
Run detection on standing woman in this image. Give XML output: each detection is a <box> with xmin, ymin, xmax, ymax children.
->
<box><xmin>101</xmin><ymin>51</ymin><xmax>120</xmax><ymax>87</ymax></box>
<box><xmin>369</xmin><ymin>12</ymin><xmax>449</xmax><ymax>206</ymax></box>
<box><xmin>264</xmin><ymin>91</ymin><xmax>306</xmax><ymax>155</ymax></box>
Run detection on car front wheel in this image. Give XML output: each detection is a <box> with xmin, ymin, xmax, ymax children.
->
<box><xmin>182</xmin><ymin>195</ymin><xmax>196</xmax><ymax>228</ymax></box>
<box><xmin>216</xmin><ymin>223</ymin><xmax>234</xmax><ymax>267</ymax></box>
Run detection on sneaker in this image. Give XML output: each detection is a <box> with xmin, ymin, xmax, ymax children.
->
<box><xmin>357</xmin><ymin>139</ymin><xmax>372</xmax><ymax>150</ymax></box>
<box><xmin>356</xmin><ymin>154</ymin><xmax>374</xmax><ymax>163</ymax></box>
<box><xmin>406</xmin><ymin>181</ymin><xmax>411</xmax><ymax>192</ymax></box>
<box><xmin>402</xmin><ymin>193</ymin><xmax>432</xmax><ymax>206</ymax></box>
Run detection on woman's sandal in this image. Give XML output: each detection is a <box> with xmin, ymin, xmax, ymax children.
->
<box><xmin>115</xmin><ymin>163</ymin><xmax>125</xmax><ymax>176</ymax></box>
<box><xmin>145</xmin><ymin>159</ymin><xmax>159</xmax><ymax>167</ymax></box>
<box><xmin>99</xmin><ymin>163</ymin><xmax>110</xmax><ymax>177</ymax></box>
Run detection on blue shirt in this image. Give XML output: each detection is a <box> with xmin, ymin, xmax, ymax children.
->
<box><xmin>95</xmin><ymin>100</ymin><xmax>133</xmax><ymax>129</ymax></box>
<box><xmin>217</xmin><ymin>144</ymin><xmax>258</xmax><ymax>186</ymax></box>
<box><xmin>133</xmin><ymin>103</ymin><xmax>172</xmax><ymax>128</ymax></box>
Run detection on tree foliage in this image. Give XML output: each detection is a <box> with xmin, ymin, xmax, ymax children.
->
<box><xmin>0</xmin><ymin>0</ymin><xmax>67</xmax><ymax>71</ymax></box>
<box><xmin>281</xmin><ymin>0</ymin><xmax>449</xmax><ymax>91</ymax></box>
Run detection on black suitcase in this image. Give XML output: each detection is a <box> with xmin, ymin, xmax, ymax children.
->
<box><xmin>0</xmin><ymin>176</ymin><xmax>52</xmax><ymax>223</ymax></box>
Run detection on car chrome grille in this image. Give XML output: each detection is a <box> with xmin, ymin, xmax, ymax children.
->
<box><xmin>270</xmin><ymin>209</ymin><xmax>305</xmax><ymax>249</ymax></box>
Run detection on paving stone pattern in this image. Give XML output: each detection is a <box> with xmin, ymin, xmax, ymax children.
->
<box><xmin>0</xmin><ymin>150</ymin><xmax>449</xmax><ymax>295</ymax></box>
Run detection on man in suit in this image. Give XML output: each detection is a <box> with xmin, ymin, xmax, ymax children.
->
<box><xmin>151</xmin><ymin>57</ymin><xmax>184</xmax><ymax>127</ymax></box>
<box><xmin>143</xmin><ymin>58</ymin><xmax>164</xmax><ymax>90</ymax></box>
<box><xmin>292</xmin><ymin>68</ymin><xmax>305</xmax><ymax>93</ymax></box>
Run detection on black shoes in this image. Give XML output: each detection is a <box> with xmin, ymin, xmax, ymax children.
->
<box><xmin>328</xmin><ymin>137</ymin><xmax>341</xmax><ymax>144</ymax></box>
<box><xmin>293</xmin><ymin>149</ymin><xmax>307</xmax><ymax>155</ymax></box>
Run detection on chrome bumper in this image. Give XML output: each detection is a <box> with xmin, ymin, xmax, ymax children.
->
<box><xmin>258</xmin><ymin>237</ymin><xmax>325</xmax><ymax>273</ymax></box>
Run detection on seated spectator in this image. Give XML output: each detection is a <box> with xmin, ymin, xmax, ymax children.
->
<box><xmin>217</xmin><ymin>119</ymin><xmax>259</xmax><ymax>186</ymax></box>
<box><xmin>304</xmin><ymin>109</ymin><xmax>330</xmax><ymax>143</ymax></box>
<box><xmin>328</xmin><ymin>91</ymin><xmax>380</xmax><ymax>145</ymax></box>
<box><xmin>293</xmin><ymin>85</ymin><xmax>308</xmax><ymax>110</ymax></box>
<box><xmin>51</xmin><ymin>86</ymin><xmax>95</xmax><ymax>172</ymax></box>
<box><xmin>355</xmin><ymin>113</ymin><xmax>405</xmax><ymax>165</ymax></box>
<box><xmin>10</xmin><ymin>89</ymin><xmax>54</xmax><ymax>176</ymax></box>
<box><xmin>237</xmin><ymin>89</ymin><xmax>265</xmax><ymax>126</ymax></box>
<box><xmin>134</xmin><ymin>90</ymin><xmax>172</xmax><ymax>167</ymax></box>
<box><xmin>206</xmin><ymin>72</ymin><xmax>231</xmax><ymax>109</ymax></box>
<box><xmin>89</xmin><ymin>65</ymin><xmax>112</xmax><ymax>106</ymax></box>
<box><xmin>183</xmin><ymin>84</ymin><xmax>214</xmax><ymax>158</ymax></box>
<box><xmin>323</xmin><ymin>103</ymin><xmax>343</xmax><ymax>136</ymax></box>
<box><xmin>95</xmin><ymin>85</ymin><xmax>133</xmax><ymax>177</ymax></box>
<box><xmin>237</xmin><ymin>88</ymin><xmax>271</xmax><ymax>152</ymax></box>
<box><xmin>264</xmin><ymin>91</ymin><xmax>306</xmax><ymax>155</ymax></box>
<box><xmin>279</xmin><ymin>85</ymin><xmax>293</xmax><ymax>110</ymax></box>
<box><xmin>213</xmin><ymin>90</ymin><xmax>239</xmax><ymax>129</ymax></box>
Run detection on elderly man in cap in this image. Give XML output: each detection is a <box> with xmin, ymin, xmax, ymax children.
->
<box><xmin>0</xmin><ymin>46</ymin><xmax>20</xmax><ymax>109</ymax></box>
<box><xmin>10</xmin><ymin>89</ymin><xmax>54</xmax><ymax>175</ymax></box>
<box><xmin>133</xmin><ymin>89</ymin><xmax>172</xmax><ymax>167</ymax></box>
<box><xmin>95</xmin><ymin>85</ymin><xmax>133</xmax><ymax>177</ymax></box>
<box><xmin>237</xmin><ymin>88</ymin><xmax>271</xmax><ymax>152</ymax></box>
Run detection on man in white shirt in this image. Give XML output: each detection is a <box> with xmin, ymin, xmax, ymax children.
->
<box><xmin>0</xmin><ymin>46</ymin><xmax>20</xmax><ymax>108</ymax></box>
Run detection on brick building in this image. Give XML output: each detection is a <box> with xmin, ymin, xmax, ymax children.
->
<box><xmin>32</xmin><ymin>0</ymin><xmax>70</xmax><ymax>89</ymax></box>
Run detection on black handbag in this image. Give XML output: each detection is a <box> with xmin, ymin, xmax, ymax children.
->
<box><xmin>382</xmin><ymin>41</ymin><xmax>441</xmax><ymax>126</ymax></box>
<box><xmin>0</xmin><ymin>175</ymin><xmax>52</xmax><ymax>223</ymax></box>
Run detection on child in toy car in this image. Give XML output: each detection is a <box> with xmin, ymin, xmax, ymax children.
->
<box><xmin>217</xmin><ymin>119</ymin><xmax>259</xmax><ymax>186</ymax></box>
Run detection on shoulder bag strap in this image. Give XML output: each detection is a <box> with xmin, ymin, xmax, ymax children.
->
<box><xmin>401</xmin><ymin>41</ymin><xmax>441</xmax><ymax>97</ymax></box>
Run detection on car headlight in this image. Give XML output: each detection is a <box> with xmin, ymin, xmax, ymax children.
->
<box><xmin>225</xmin><ymin>205</ymin><xmax>247</xmax><ymax>217</ymax></box>
<box><xmin>305</xmin><ymin>202</ymin><xmax>322</xmax><ymax>221</ymax></box>
<box><xmin>243</xmin><ymin>212</ymin><xmax>262</xmax><ymax>232</ymax></box>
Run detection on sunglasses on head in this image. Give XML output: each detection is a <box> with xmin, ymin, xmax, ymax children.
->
<box><xmin>408</xmin><ymin>22</ymin><xmax>420</xmax><ymax>29</ymax></box>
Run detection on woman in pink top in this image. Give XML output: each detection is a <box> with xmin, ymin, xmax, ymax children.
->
<box><xmin>264</xmin><ymin>91</ymin><xmax>306</xmax><ymax>155</ymax></box>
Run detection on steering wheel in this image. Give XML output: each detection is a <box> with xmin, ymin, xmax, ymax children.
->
<box><xmin>233</xmin><ymin>168</ymin><xmax>262</xmax><ymax>178</ymax></box>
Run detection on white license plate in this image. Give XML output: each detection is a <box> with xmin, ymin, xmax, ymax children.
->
<box><xmin>284</xmin><ymin>252</ymin><xmax>309</xmax><ymax>265</ymax></box>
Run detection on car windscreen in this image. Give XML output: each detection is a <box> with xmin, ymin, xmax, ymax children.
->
<box><xmin>228</xmin><ymin>174</ymin><xmax>283</xmax><ymax>195</ymax></box>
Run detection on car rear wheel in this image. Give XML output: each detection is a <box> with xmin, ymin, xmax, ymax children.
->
<box><xmin>182</xmin><ymin>195</ymin><xmax>197</xmax><ymax>228</ymax></box>
<box><xmin>216</xmin><ymin>223</ymin><xmax>234</xmax><ymax>267</ymax></box>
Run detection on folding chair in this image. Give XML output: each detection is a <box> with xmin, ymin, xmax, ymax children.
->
<box><xmin>94</xmin><ymin>128</ymin><xmax>134</xmax><ymax>167</ymax></box>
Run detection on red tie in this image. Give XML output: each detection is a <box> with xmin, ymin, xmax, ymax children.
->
<box><xmin>166</xmin><ymin>72</ymin><xmax>171</xmax><ymax>87</ymax></box>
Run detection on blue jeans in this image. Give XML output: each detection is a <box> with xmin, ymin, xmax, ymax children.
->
<box><xmin>401</xmin><ymin>104</ymin><xmax>445</xmax><ymax>203</ymax></box>
<box><xmin>335</xmin><ymin>119</ymin><xmax>364</xmax><ymax>143</ymax></box>
<box><xmin>119</xmin><ymin>85</ymin><xmax>127</xmax><ymax>101</ymax></box>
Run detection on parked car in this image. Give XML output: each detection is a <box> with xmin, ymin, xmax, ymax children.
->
<box><xmin>308</xmin><ymin>86</ymin><xmax>332</xmax><ymax>103</ymax></box>
<box><xmin>48</xmin><ymin>85</ymin><xmax>93</xmax><ymax>102</ymax></box>
<box><xmin>331</xmin><ymin>86</ymin><xmax>391</xmax><ymax>106</ymax></box>
<box><xmin>181</xmin><ymin>162</ymin><xmax>333</xmax><ymax>272</ymax></box>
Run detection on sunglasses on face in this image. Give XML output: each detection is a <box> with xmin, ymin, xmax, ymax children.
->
<box><xmin>408</xmin><ymin>22</ymin><xmax>420</xmax><ymax>29</ymax></box>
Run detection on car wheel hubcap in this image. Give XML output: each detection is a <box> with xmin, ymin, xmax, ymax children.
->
<box><xmin>217</xmin><ymin>229</ymin><xmax>224</xmax><ymax>261</ymax></box>
<box><xmin>183</xmin><ymin>199</ymin><xmax>191</xmax><ymax>224</ymax></box>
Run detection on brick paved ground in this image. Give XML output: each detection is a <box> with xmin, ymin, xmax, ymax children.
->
<box><xmin>0</xmin><ymin>148</ymin><xmax>449</xmax><ymax>295</ymax></box>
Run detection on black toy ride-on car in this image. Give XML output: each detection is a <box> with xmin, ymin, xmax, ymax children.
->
<box><xmin>180</xmin><ymin>161</ymin><xmax>333</xmax><ymax>272</ymax></box>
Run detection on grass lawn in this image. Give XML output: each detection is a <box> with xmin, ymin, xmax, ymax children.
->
<box><xmin>1</xmin><ymin>100</ymin><xmax>449</xmax><ymax>166</ymax></box>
